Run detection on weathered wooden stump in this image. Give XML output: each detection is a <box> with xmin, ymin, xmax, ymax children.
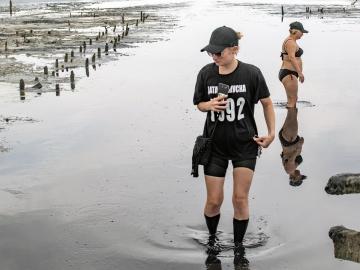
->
<box><xmin>19</xmin><ymin>79</ymin><xmax>25</xmax><ymax>91</ymax></box>
<box><xmin>325</xmin><ymin>173</ymin><xmax>360</xmax><ymax>195</ymax></box>
<box><xmin>97</xmin><ymin>47</ymin><xmax>101</xmax><ymax>58</ymax></box>
<box><xmin>92</xmin><ymin>53</ymin><xmax>96</xmax><ymax>63</ymax></box>
<box><xmin>125</xmin><ymin>24</ymin><xmax>129</xmax><ymax>36</ymax></box>
<box><xmin>329</xmin><ymin>226</ymin><xmax>360</xmax><ymax>263</ymax></box>
<box><xmin>51</xmin><ymin>71</ymin><xmax>55</xmax><ymax>76</ymax></box>
<box><xmin>55</xmin><ymin>84</ymin><xmax>60</xmax><ymax>96</ymax></box>
<box><xmin>113</xmin><ymin>25</ymin><xmax>116</xmax><ymax>32</ymax></box>
<box><xmin>85</xmin><ymin>58</ymin><xmax>89</xmax><ymax>68</ymax></box>
<box><xmin>55</xmin><ymin>59</ymin><xmax>59</xmax><ymax>69</ymax></box>
<box><xmin>64</xmin><ymin>53</ymin><xmax>68</xmax><ymax>62</ymax></box>
<box><xmin>44</xmin><ymin>66</ymin><xmax>48</xmax><ymax>75</ymax></box>
<box><xmin>89</xmin><ymin>38</ymin><xmax>92</xmax><ymax>45</ymax></box>
<box><xmin>10</xmin><ymin>0</ymin><xmax>13</xmax><ymax>16</ymax></box>
<box><xmin>71</xmin><ymin>50</ymin><xmax>74</xmax><ymax>58</ymax></box>
<box><xmin>70</xmin><ymin>70</ymin><xmax>75</xmax><ymax>83</ymax></box>
<box><xmin>79</xmin><ymin>45</ymin><xmax>83</xmax><ymax>53</ymax></box>
<box><xmin>136</xmin><ymin>19</ymin><xmax>139</xmax><ymax>27</ymax></box>
<box><xmin>19</xmin><ymin>79</ymin><xmax>25</xmax><ymax>100</ymax></box>
<box><xmin>122</xmin><ymin>13</ymin><xmax>125</xmax><ymax>24</ymax></box>
<box><xmin>83</xmin><ymin>41</ymin><xmax>86</xmax><ymax>52</ymax></box>
<box><xmin>5</xmin><ymin>41</ymin><xmax>8</xmax><ymax>52</ymax></box>
<box><xmin>105</xmin><ymin>43</ymin><xmax>109</xmax><ymax>55</ymax></box>
<box><xmin>32</xmin><ymin>77</ymin><xmax>42</xmax><ymax>89</ymax></box>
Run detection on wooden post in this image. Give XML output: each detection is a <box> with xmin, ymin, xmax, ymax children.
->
<box><xmin>70</xmin><ymin>71</ymin><xmax>75</xmax><ymax>83</ymax></box>
<box><xmin>136</xmin><ymin>19</ymin><xmax>138</xmax><ymax>27</ymax></box>
<box><xmin>55</xmin><ymin>59</ymin><xmax>59</xmax><ymax>69</ymax></box>
<box><xmin>113</xmin><ymin>43</ymin><xmax>116</xmax><ymax>52</ymax></box>
<box><xmin>140</xmin><ymin>11</ymin><xmax>143</xmax><ymax>22</ymax></box>
<box><xmin>117</xmin><ymin>34</ymin><xmax>121</xmax><ymax>42</ymax></box>
<box><xmin>64</xmin><ymin>53</ymin><xmax>68</xmax><ymax>62</ymax></box>
<box><xmin>122</xmin><ymin>13</ymin><xmax>124</xmax><ymax>24</ymax></box>
<box><xmin>113</xmin><ymin>25</ymin><xmax>116</xmax><ymax>32</ymax></box>
<box><xmin>71</xmin><ymin>50</ymin><xmax>74</xmax><ymax>58</ymax></box>
<box><xmin>10</xmin><ymin>0</ymin><xmax>13</xmax><ymax>16</ymax></box>
<box><xmin>19</xmin><ymin>79</ymin><xmax>25</xmax><ymax>90</ymax></box>
<box><xmin>281</xmin><ymin>5</ymin><xmax>284</xmax><ymax>16</ymax></box>
<box><xmin>105</xmin><ymin>43</ymin><xmax>109</xmax><ymax>55</ymax></box>
<box><xmin>92</xmin><ymin>53</ymin><xmax>96</xmax><ymax>63</ymax></box>
<box><xmin>5</xmin><ymin>41</ymin><xmax>8</xmax><ymax>51</ymax></box>
<box><xmin>125</xmin><ymin>24</ymin><xmax>129</xmax><ymax>36</ymax></box>
<box><xmin>55</xmin><ymin>84</ymin><xmax>60</xmax><ymax>96</ymax></box>
<box><xmin>70</xmin><ymin>71</ymin><xmax>75</xmax><ymax>90</ymax></box>
<box><xmin>89</xmin><ymin>38</ymin><xmax>92</xmax><ymax>45</ymax></box>
<box><xmin>51</xmin><ymin>71</ymin><xmax>55</xmax><ymax>76</ymax></box>
<box><xmin>44</xmin><ymin>66</ymin><xmax>48</xmax><ymax>75</ymax></box>
<box><xmin>80</xmin><ymin>45</ymin><xmax>82</xmax><ymax>53</ymax></box>
<box><xmin>20</xmin><ymin>79</ymin><xmax>25</xmax><ymax>100</ymax></box>
<box><xmin>83</xmin><ymin>41</ymin><xmax>86</xmax><ymax>52</ymax></box>
<box><xmin>98</xmin><ymin>47</ymin><xmax>101</xmax><ymax>58</ymax></box>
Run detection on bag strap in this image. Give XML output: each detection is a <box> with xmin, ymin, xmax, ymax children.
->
<box><xmin>208</xmin><ymin>112</ymin><xmax>219</xmax><ymax>139</ymax></box>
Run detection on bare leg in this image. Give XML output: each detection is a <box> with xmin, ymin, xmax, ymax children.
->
<box><xmin>281</xmin><ymin>75</ymin><xmax>298</xmax><ymax>108</ymax></box>
<box><xmin>204</xmin><ymin>175</ymin><xmax>225</xmax><ymax>217</ymax></box>
<box><xmin>232</xmin><ymin>168</ymin><xmax>254</xmax><ymax>220</ymax></box>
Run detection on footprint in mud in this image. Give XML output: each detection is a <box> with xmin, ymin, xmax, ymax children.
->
<box><xmin>273</xmin><ymin>100</ymin><xmax>315</xmax><ymax>108</ymax></box>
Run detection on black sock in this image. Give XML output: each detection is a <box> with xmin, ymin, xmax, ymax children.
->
<box><xmin>204</xmin><ymin>213</ymin><xmax>221</xmax><ymax>235</ymax></box>
<box><xmin>233</xmin><ymin>218</ymin><xmax>249</xmax><ymax>244</ymax></box>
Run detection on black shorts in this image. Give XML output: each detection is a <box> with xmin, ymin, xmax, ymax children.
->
<box><xmin>204</xmin><ymin>155</ymin><xmax>257</xmax><ymax>178</ymax></box>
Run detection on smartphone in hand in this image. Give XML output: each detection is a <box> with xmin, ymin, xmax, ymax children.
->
<box><xmin>218</xmin><ymin>83</ymin><xmax>229</xmax><ymax>97</ymax></box>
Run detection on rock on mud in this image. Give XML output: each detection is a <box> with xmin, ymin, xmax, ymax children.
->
<box><xmin>329</xmin><ymin>226</ymin><xmax>360</xmax><ymax>263</ymax></box>
<box><xmin>325</xmin><ymin>173</ymin><xmax>360</xmax><ymax>195</ymax></box>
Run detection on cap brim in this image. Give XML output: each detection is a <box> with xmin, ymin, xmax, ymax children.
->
<box><xmin>200</xmin><ymin>44</ymin><xmax>226</xmax><ymax>53</ymax></box>
<box><xmin>302</xmin><ymin>29</ymin><xmax>309</xmax><ymax>33</ymax></box>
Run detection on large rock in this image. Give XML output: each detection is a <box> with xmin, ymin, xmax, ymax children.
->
<box><xmin>325</xmin><ymin>173</ymin><xmax>360</xmax><ymax>195</ymax></box>
<box><xmin>329</xmin><ymin>226</ymin><xmax>360</xmax><ymax>263</ymax></box>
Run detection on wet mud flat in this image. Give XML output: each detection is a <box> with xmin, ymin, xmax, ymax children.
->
<box><xmin>0</xmin><ymin>1</ymin><xmax>186</xmax><ymax>96</ymax></box>
<box><xmin>216</xmin><ymin>0</ymin><xmax>360</xmax><ymax>20</ymax></box>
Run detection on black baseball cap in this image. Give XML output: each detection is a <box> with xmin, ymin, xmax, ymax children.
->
<box><xmin>290</xmin><ymin>21</ymin><xmax>309</xmax><ymax>33</ymax></box>
<box><xmin>201</xmin><ymin>26</ymin><xmax>238</xmax><ymax>53</ymax></box>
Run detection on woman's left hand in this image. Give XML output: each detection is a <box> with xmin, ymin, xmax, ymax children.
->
<box><xmin>253</xmin><ymin>134</ymin><xmax>275</xmax><ymax>148</ymax></box>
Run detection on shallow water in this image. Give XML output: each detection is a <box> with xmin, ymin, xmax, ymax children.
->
<box><xmin>1</xmin><ymin>0</ymin><xmax>360</xmax><ymax>269</ymax></box>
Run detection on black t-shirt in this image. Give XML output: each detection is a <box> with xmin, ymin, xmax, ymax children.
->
<box><xmin>193</xmin><ymin>60</ymin><xmax>270</xmax><ymax>160</ymax></box>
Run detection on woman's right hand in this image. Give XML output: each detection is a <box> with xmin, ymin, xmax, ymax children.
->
<box><xmin>298</xmin><ymin>72</ymin><xmax>305</xmax><ymax>83</ymax></box>
<box><xmin>208</xmin><ymin>96</ymin><xmax>228</xmax><ymax>112</ymax></box>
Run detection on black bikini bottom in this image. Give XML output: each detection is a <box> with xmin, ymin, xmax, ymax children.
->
<box><xmin>279</xmin><ymin>69</ymin><xmax>298</xmax><ymax>82</ymax></box>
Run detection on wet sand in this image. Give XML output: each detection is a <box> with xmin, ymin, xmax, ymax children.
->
<box><xmin>1</xmin><ymin>0</ymin><xmax>360</xmax><ymax>269</ymax></box>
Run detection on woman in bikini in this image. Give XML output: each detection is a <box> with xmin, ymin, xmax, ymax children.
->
<box><xmin>279</xmin><ymin>21</ymin><xmax>308</xmax><ymax>108</ymax></box>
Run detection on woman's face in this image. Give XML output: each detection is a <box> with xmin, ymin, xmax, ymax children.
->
<box><xmin>294</xmin><ymin>30</ymin><xmax>303</xmax><ymax>39</ymax></box>
<box><xmin>209</xmin><ymin>46</ymin><xmax>238</xmax><ymax>66</ymax></box>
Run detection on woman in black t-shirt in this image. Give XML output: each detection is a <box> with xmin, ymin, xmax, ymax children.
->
<box><xmin>193</xmin><ymin>26</ymin><xmax>275</xmax><ymax>267</ymax></box>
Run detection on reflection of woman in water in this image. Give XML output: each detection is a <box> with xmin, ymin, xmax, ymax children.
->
<box><xmin>279</xmin><ymin>107</ymin><xmax>306</xmax><ymax>186</ymax></box>
<box><xmin>279</xmin><ymin>22</ymin><xmax>308</xmax><ymax>108</ymax></box>
<box><xmin>193</xmin><ymin>26</ymin><xmax>275</xmax><ymax>267</ymax></box>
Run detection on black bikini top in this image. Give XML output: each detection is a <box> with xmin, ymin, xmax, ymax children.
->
<box><xmin>280</xmin><ymin>39</ymin><xmax>303</xmax><ymax>59</ymax></box>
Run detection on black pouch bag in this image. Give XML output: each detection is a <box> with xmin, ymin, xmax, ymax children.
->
<box><xmin>191</xmin><ymin>116</ymin><xmax>219</xmax><ymax>177</ymax></box>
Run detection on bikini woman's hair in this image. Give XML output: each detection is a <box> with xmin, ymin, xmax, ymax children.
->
<box><xmin>289</xmin><ymin>29</ymin><xmax>298</xmax><ymax>35</ymax></box>
<box><xmin>236</xmin><ymin>32</ymin><xmax>243</xmax><ymax>40</ymax></box>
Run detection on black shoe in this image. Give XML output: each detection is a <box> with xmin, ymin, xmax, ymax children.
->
<box><xmin>233</xmin><ymin>243</ymin><xmax>249</xmax><ymax>267</ymax></box>
<box><xmin>206</xmin><ymin>234</ymin><xmax>221</xmax><ymax>255</ymax></box>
